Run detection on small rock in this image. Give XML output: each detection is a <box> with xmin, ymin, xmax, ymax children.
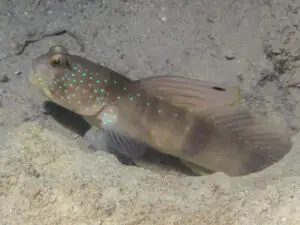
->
<box><xmin>0</xmin><ymin>74</ymin><xmax>9</xmax><ymax>83</ymax></box>
<box><xmin>225</xmin><ymin>55</ymin><xmax>235</xmax><ymax>60</ymax></box>
<box><xmin>22</xmin><ymin>112</ymin><xmax>32</xmax><ymax>122</ymax></box>
<box><xmin>92</xmin><ymin>31</ymin><xmax>99</xmax><ymax>39</ymax></box>
<box><xmin>237</xmin><ymin>73</ymin><xmax>244</xmax><ymax>82</ymax></box>
<box><xmin>14</xmin><ymin>70</ymin><xmax>22</xmax><ymax>75</ymax></box>
<box><xmin>11</xmin><ymin>41</ymin><xmax>25</xmax><ymax>55</ymax></box>
<box><xmin>269</xmin><ymin>41</ymin><xmax>282</xmax><ymax>55</ymax></box>
<box><xmin>224</xmin><ymin>49</ymin><xmax>235</xmax><ymax>60</ymax></box>
<box><xmin>72</xmin><ymin>134</ymin><xmax>80</xmax><ymax>140</ymax></box>
<box><xmin>288</xmin><ymin>4</ymin><xmax>298</xmax><ymax>14</ymax></box>
<box><xmin>0</xmin><ymin>49</ymin><xmax>9</xmax><ymax>60</ymax></box>
<box><xmin>206</xmin><ymin>14</ymin><xmax>215</xmax><ymax>23</ymax></box>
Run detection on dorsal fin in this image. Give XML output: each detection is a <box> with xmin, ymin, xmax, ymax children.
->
<box><xmin>135</xmin><ymin>75</ymin><xmax>241</xmax><ymax>112</ymax></box>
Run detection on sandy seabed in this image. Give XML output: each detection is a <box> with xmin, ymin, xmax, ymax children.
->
<box><xmin>1</xmin><ymin>0</ymin><xmax>300</xmax><ymax>224</ymax></box>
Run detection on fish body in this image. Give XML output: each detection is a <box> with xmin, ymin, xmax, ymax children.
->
<box><xmin>30</xmin><ymin>45</ymin><xmax>292</xmax><ymax>176</ymax></box>
<box><xmin>97</xmin><ymin>77</ymin><xmax>291</xmax><ymax>176</ymax></box>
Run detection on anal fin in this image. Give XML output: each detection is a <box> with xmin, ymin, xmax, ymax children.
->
<box><xmin>180</xmin><ymin>159</ymin><xmax>215</xmax><ymax>176</ymax></box>
<box><xmin>136</xmin><ymin>75</ymin><xmax>242</xmax><ymax>112</ymax></box>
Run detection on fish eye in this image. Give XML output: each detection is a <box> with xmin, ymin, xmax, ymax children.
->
<box><xmin>49</xmin><ymin>54</ymin><xmax>67</xmax><ymax>66</ymax></box>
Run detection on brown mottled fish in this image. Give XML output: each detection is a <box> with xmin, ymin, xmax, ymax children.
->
<box><xmin>29</xmin><ymin>45</ymin><xmax>292</xmax><ymax>176</ymax></box>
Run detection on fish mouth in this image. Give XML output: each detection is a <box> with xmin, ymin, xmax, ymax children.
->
<box><xmin>29</xmin><ymin>69</ymin><xmax>35</xmax><ymax>85</ymax></box>
<box><xmin>28</xmin><ymin>69</ymin><xmax>42</xmax><ymax>91</ymax></box>
<box><xmin>29</xmin><ymin>69</ymin><xmax>54</xmax><ymax>100</ymax></box>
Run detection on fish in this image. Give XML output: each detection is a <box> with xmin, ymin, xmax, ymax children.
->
<box><xmin>29</xmin><ymin>45</ymin><xmax>156</xmax><ymax>161</ymax></box>
<box><xmin>29</xmin><ymin>45</ymin><xmax>292</xmax><ymax>176</ymax></box>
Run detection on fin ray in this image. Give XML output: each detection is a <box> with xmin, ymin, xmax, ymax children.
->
<box><xmin>136</xmin><ymin>75</ymin><xmax>241</xmax><ymax>112</ymax></box>
<box><xmin>182</xmin><ymin>105</ymin><xmax>292</xmax><ymax>176</ymax></box>
<box><xmin>104</xmin><ymin>130</ymin><xmax>150</xmax><ymax>161</ymax></box>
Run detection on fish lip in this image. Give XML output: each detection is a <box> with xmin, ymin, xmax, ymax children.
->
<box><xmin>29</xmin><ymin>68</ymin><xmax>35</xmax><ymax>84</ymax></box>
<box><xmin>29</xmin><ymin>68</ymin><xmax>40</xmax><ymax>88</ymax></box>
<box><xmin>29</xmin><ymin>68</ymin><xmax>54</xmax><ymax>100</ymax></box>
<box><xmin>28</xmin><ymin>68</ymin><xmax>41</xmax><ymax>88</ymax></box>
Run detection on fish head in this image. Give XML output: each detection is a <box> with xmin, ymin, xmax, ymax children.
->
<box><xmin>30</xmin><ymin>45</ymin><xmax>68</xmax><ymax>99</ymax></box>
<box><xmin>29</xmin><ymin>45</ymin><xmax>106</xmax><ymax>116</ymax></box>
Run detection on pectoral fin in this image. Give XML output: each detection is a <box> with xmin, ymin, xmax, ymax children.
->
<box><xmin>104</xmin><ymin>131</ymin><xmax>152</xmax><ymax>160</ymax></box>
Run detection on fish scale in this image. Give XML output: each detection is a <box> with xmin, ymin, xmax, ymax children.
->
<box><xmin>29</xmin><ymin>45</ymin><xmax>292</xmax><ymax>177</ymax></box>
